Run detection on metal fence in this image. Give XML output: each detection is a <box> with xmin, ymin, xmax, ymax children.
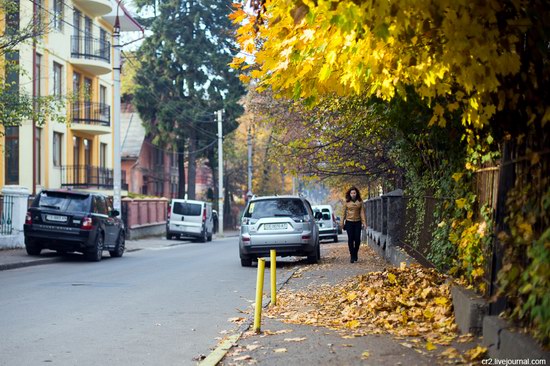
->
<box><xmin>0</xmin><ymin>195</ymin><xmax>14</xmax><ymax>235</ymax></box>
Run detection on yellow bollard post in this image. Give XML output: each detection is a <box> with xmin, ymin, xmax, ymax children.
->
<box><xmin>253</xmin><ymin>258</ymin><xmax>265</xmax><ymax>333</ymax></box>
<box><xmin>270</xmin><ymin>250</ymin><xmax>277</xmax><ymax>306</ymax></box>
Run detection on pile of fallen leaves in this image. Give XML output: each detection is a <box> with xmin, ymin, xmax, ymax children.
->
<box><xmin>266</xmin><ymin>263</ymin><xmax>458</xmax><ymax>345</ymax></box>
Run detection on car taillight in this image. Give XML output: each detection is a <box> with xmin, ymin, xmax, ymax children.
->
<box><xmin>242</xmin><ymin>235</ymin><xmax>251</xmax><ymax>242</ymax></box>
<box><xmin>332</xmin><ymin>213</ymin><xmax>336</xmax><ymax>222</ymax></box>
<box><xmin>167</xmin><ymin>205</ymin><xmax>171</xmax><ymax>219</ymax></box>
<box><xmin>81</xmin><ymin>216</ymin><xmax>93</xmax><ymax>230</ymax></box>
<box><xmin>302</xmin><ymin>235</ymin><xmax>311</xmax><ymax>240</ymax></box>
<box><xmin>25</xmin><ymin>211</ymin><xmax>32</xmax><ymax>225</ymax></box>
<box><xmin>202</xmin><ymin>208</ymin><xmax>207</xmax><ymax>222</ymax></box>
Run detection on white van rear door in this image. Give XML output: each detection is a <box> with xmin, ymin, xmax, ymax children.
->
<box><xmin>172</xmin><ymin>201</ymin><xmax>203</xmax><ymax>228</ymax></box>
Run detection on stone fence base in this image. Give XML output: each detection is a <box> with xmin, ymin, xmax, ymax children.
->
<box><xmin>127</xmin><ymin>222</ymin><xmax>166</xmax><ymax>240</ymax></box>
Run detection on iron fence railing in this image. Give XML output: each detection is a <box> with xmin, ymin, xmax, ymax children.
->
<box><xmin>71</xmin><ymin>35</ymin><xmax>110</xmax><ymax>62</ymax></box>
<box><xmin>70</xmin><ymin>101</ymin><xmax>110</xmax><ymax>126</ymax></box>
<box><xmin>0</xmin><ymin>195</ymin><xmax>14</xmax><ymax>235</ymax></box>
<box><xmin>61</xmin><ymin>165</ymin><xmax>128</xmax><ymax>190</ymax></box>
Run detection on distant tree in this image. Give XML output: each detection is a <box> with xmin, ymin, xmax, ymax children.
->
<box><xmin>133</xmin><ymin>0</ymin><xmax>244</xmax><ymax>199</ymax></box>
<box><xmin>1</xmin><ymin>0</ymin><xmax>65</xmax><ymax>129</ymax></box>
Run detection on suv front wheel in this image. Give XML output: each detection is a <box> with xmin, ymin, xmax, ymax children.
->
<box><xmin>110</xmin><ymin>231</ymin><xmax>125</xmax><ymax>258</ymax></box>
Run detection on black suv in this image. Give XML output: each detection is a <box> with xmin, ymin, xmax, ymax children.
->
<box><xmin>23</xmin><ymin>190</ymin><xmax>125</xmax><ymax>261</ymax></box>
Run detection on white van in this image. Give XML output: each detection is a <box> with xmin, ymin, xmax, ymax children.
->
<box><xmin>312</xmin><ymin>204</ymin><xmax>339</xmax><ymax>243</ymax></box>
<box><xmin>166</xmin><ymin>199</ymin><xmax>214</xmax><ymax>242</ymax></box>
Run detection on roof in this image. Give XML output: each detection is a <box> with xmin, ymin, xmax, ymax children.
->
<box><xmin>250</xmin><ymin>195</ymin><xmax>304</xmax><ymax>201</ymax></box>
<box><xmin>103</xmin><ymin>1</ymin><xmax>144</xmax><ymax>33</ymax></box>
<box><xmin>120</xmin><ymin>110</ymin><xmax>145</xmax><ymax>159</ymax></box>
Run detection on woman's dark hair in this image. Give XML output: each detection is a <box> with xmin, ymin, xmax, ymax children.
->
<box><xmin>345</xmin><ymin>186</ymin><xmax>362</xmax><ymax>202</ymax></box>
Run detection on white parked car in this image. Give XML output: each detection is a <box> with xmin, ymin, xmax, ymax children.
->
<box><xmin>312</xmin><ymin>204</ymin><xmax>339</xmax><ymax>243</ymax></box>
<box><xmin>166</xmin><ymin>199</ymin><xmax>213</xmax><ymax>242</ymax></box>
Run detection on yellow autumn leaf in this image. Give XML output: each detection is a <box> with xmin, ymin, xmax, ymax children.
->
<box><xmin>452</xmin><ymin>172</ymin><xmax>463</xmax><ymax>182</ymax></box>
<box><xmin>455</xmin><ymin>198</ymin><xmax>467</xmax><ymax>209</ymax></box>
<box><xmin>274</xmin><ymin>348</ymin><xmax>288</xmax><ymax>353</ymax></box>
<box><xmin>434</xmin><ymin>297</ymin><xmax>448</xmax><ymax>306</ymax></box>
<box><xmin>345</xmin><ymin>320</ymin><xmax>360</xmax><ymax>329</ymax></box>
<box><xmin>465</xmin><ymin>345</ymin><xmax>487</xmax><ymax>360</ymax></box>
<box><xmin>361</xmin><ymin>351</ymin><xmax>370</xmax><ymax>359</ymax></box>
<box><xmin>347</xmin><ymin>292</ymin><xmax>358</xmax><ymax>302</ymax></box>
<box><xmin>387</xmin><ymin>273</ymin><xmax>397</xmax><ymax>284</ymax></box>
<box><xmin>426</xmin><ymin>341</ymin><xmax>437</xmax><ymax>351</ymax></box>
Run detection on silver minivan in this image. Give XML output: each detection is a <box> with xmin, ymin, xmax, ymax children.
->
<box><xmin>312</xmin><ymin>204</ymin><xmax>339</xmax><ymax>242</ymax></box>
<box><xmin>239</xmin><ymin>195</ymin><xmax>320</xmax><ymax>267</ymax></box>
<box><xmin>166</xmin><ymin>199</ymin><xmax>213</xmax><ymax>242</ymax></box>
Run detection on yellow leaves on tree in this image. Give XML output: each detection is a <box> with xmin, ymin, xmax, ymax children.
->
<box><xmin>266</xmin><ymin>264</ymin><xmax>457</xmax><ymax>344</ymax></box>
<box><xmin>230</xmin><ymin>0</ymin><xmax>525</xmax><ymax>129</ymax></box>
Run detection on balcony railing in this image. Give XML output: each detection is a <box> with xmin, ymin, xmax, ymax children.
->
<box><xmin>70</xmin><ymin>101</ymin><xmax>110</xmax><ymax>126</ymax></box>
<box><xmin>71</xmin><ymin>36</ymin><xmax>111</xmax><ymax>63</ymax></box>
<box><xmin>61</xmin><ymin>165</ymin><xmax>128</xmax><ymax>190</ymax></box>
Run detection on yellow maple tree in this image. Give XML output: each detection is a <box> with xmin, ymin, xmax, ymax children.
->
<box><xmin>231</xmin><ymin>0</ymin><xmax>548</xmax><ymax>131</ymax></box>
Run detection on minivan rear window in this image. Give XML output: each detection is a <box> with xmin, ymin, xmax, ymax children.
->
<box><xmin>34</xmin><ymin>192</ymin><xmax>90</xmax><ymax>212</ymax></box>
<box><xmin>173</xmin><ymin>202</ymin><xmax>202</xmax><ymax>216</ymax></box>
<box><xmin>244</xmin><ymin>199</ymin><xmax>307</xmax><ymax>219</ymax></box>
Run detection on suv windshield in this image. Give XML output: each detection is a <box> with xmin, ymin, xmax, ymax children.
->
<box><xmin>34</xmin><ymin>192</ymin><xmax>90</xmax><ymax>212</ymax></box>
<box><xmin>173</xmin><ymin>202</ymin><xmax>202</xmax><ymax>216</ymax></box>
<box><xmin>244</xmin><ymin>199</ymin><xmax>307</xmax><ymax>219</ymax></box>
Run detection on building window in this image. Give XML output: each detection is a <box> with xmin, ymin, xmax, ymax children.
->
<box><xmin>53</xmin><ymin>62</ymin><xmax>62</xmax><ymax>97</ymax></box>
<box><xmin>5</xmin><ymin>127</ymin><xmax>19</xmax><ymax>185</ymax></box>
<box><xmin>99</xmin><ymin>29</ymin><xmax>109</xmax><ymax>60</ymax></box>
<box><xmin>73</xmin><ymin>136</ymin><xmax>80</xmax><ymax>183</ymax></box>
<box><xmin>52</xmin><ymin>0</ymin><xmax>63</xmax><ymax>31</ymax></box>
<box><xmin>34</xmin><ymin>53</ymin><xmax>42</xmax><ymax>111</ymax></box>
<box><xmin>84</xmin><ymin>16</ymin><xmax>92</xmax><ymax>55</ymax></box>
<box><xmin>34</xmin><ymin>128</ymin><xmax>42</xmax><ymax>184</ymax></box>
<box><xmin>99</xmin><ymin>85</ymin><xmax>109</xmax><ymax>121</ymax></box>
<box><xmin>73</xmin><ymin>10</ymin><xmax>81</xmax><ymax>54</ymax></box>
<box><xmin>53</xmin><ymin>132</ymin><xmax>62</xmax><ymax>167</ymax></box>
<box><xmin>100</xmin><ymin>143</ymin><xmax>107</xmax><ymax>169</ymax></box>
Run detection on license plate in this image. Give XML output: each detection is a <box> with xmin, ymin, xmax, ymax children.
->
<box><xmin>264</xmin><ymin>223</ymin><xmax>287</xmax><ymax>230</ymax></box>
<box><xmin>46</xmin><ymin>214</ymin><xmax>67</xmax><ymax>223</ymax></box>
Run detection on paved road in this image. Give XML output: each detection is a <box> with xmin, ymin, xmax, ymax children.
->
<box><xmin>0</xmin><ymin>236</ymin><xmax>274</xmax><ymax>365</ymax></box>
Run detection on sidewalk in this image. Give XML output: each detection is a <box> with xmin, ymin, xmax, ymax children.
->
<box><xmin>217</xmin><ymin>243</ymin><xmax>482</xmax><ymax>366</ymax></box>
<box><xmin>0</xmin><ymin>230</ymin><xmax>239</xmax><ymax>271</ymax></box>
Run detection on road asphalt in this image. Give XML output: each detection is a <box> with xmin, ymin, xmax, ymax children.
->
<box><xmin>1</xmin><ymin>233</ymin><xmax>482</xmax><ymax>365</ymax></box>
<box><xmin>0</xmin><ymin>231</ymin><xmax>240</xmax><ymax>271</ymax></box>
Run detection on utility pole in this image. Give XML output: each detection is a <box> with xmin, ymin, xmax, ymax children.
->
<box><xmin>112</xmin><ymin>17</ymin><xmax>122</xmax><ymax>212</ymax></box>
<box><xmin>217</xmin><ymin>109</ymin><xmax>224</xmax><ymax>235</ymax></box>
<box><xmin>247</xmin><ymin>123</ymin><xmax>253</xmax><ymax>200</ymax></box>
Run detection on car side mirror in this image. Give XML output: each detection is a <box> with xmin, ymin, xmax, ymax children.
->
<box><xmin>314</xmin><ymin>212</ymin><xmax>323</xmax><ymax>220</ymax></box>
<box><xmin>110</xmin><ymin>209</ymin><xmax>120</xmax><ymax>217</ymax></box>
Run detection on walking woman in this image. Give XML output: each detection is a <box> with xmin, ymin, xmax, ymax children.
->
<box><xmin>341</xmin><ymin>186</ymin><xmax>366</xmax><ymax>263</ymax></box>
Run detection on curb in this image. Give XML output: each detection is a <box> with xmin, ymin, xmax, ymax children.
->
<box><xmin>199</xmin><ymin>266</ymin><xmax>298</xmax><ymax>366</ymax></box>
<box><xmin>0</xmin><ymin>257</ymin><xmax>61</xmax><ymax>271</ymax></box>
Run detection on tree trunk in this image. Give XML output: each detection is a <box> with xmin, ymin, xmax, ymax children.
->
<box><xmin>207</xmin><ymin>147</ymin><xmax>218</xmax><ymax>211</ymax></box>
<box><xmin>187</xmin><ymin>135</ymin><xmax>197</xmax><ymax>200</ymax></box>
<box><xmin>177</xmin><ymin>141</ymin><xmax>186</xmax><ymax>199</ymax></box>
<box><xmin>260</xmin><ymin>131</ymin><xmax>273</xmax><ymax>193</ymax></box>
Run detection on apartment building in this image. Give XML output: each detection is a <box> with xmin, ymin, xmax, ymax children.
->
<box><xmin>1</xmin><ymin>0</ymin><xmax>141</xmax><ymax>195</ymax></box>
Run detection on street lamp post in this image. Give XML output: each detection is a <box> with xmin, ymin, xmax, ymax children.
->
<box><xmin>217</xmin><ymin>109</ymin><xmax>224</xmax><ymax>235</ymax></box>
<box><xmin>247</xmin><ymin>124</ymin><xmax>253</xmax><ymax>200</ymax></box>
<box><xmin>113</xmin><ymin>17</ymin><xmax>121</xmax><ymax>212</ymax></box>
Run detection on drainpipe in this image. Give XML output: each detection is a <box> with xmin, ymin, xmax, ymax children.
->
<box><xmin>32</xmin><ymin>0</ymin><xmax>37</xmax><ymax>195</ymax></box>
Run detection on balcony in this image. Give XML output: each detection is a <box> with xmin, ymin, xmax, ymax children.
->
<box><xmin>70</xmin><ymin>101</ymin><xmax>111</xmax><ymax>135</ymax></box>
<box><xmin>70</xmin><ymin>36</ymin><xmax>111</xmax><ymax>75</ymax></box>
<box><xmin>72</xmin><ymin>0</ymin><xmax>113</xmax><ymax>17</ymax></box>
<box><xmin>61</xmin><ymin>165</ymin><xmax>128</xmax><ymax>191</ymax></box>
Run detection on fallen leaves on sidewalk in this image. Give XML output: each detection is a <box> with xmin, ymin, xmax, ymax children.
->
<box><xmin>266</xmin><ymin>263</ymin><xmax>458</xmax><ymax>345</ymax></box>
